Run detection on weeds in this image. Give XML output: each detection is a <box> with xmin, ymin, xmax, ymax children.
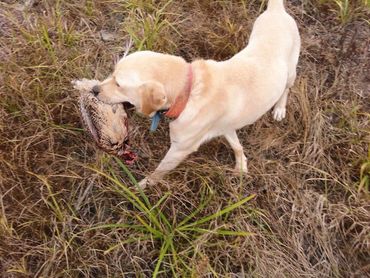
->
<box><xmin>122</xmin><ymin>0</ymin><xmax>181</xmax><ymax>51</ymax></box>
<box><xmin>359</xmin><ymin>145</ymin><xmax>370</xmax><ymax>193</ymax></box>
<box><xmin>318</xmin><ymin>0</ymin><xmax>370</xmax><ymax>24</ymax></box>
<box><xmin>86</xmin><ymin>158</ymin><xmax>255</xmax><ymax>276</ymax></box>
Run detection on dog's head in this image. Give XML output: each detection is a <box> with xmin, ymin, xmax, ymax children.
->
<box><xmin>96</xmin><ymin>52</ymin><xmax>169</xmax><ymax>117</ymax></box>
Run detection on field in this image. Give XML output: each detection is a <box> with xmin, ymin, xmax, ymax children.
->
<box><xmin>1</xmin><ymin>0</ymin><xmax>369</xmax><ymax>277</ymax></box>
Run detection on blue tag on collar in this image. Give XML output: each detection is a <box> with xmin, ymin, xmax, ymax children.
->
<box><xmin>150</xmin><ymin>111</ymin><xmax>162</xmax><ymax>132</ymax></box>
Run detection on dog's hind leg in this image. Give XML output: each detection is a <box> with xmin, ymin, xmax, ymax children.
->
<box><xmin>273</xmin><ymin>70</ymin><xmax>296</xmax><ymax>121</ymax></box>
<box><xmin>272</xmin><ymin>89</ymin><xmax>288</xmax><ymax>121</ymax></box>
<box><xmin>225</xmin><ymin>131</ymin><xmax>248</xmax><ymax>174</ymax></box>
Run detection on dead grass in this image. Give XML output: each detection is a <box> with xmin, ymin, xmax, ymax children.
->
<box><xmin>1</xmin><ymin>0</ymin><xmax>369</xmax><ymax>277</ymax></box>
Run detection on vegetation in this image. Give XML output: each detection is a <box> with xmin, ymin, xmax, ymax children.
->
<box><xmin>0</xmin><ymin>0</ymin><xmax>369</xmax><ymax>277</ymax></box>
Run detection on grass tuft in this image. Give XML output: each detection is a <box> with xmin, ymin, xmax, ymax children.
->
<box><xmin>85</xmin><ymin>158</ymin><xmax>255</xmax><ymax>276</ymax></box>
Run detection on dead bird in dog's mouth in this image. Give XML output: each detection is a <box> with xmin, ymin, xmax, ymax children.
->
<box><xmin>72</xmin><ymin>78</ymin><xmax>137</xmax><ymax>164</ymax></box>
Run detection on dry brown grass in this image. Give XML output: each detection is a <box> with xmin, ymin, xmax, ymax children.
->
<box><xmin>1</xmin><ymin>0</ymin><xmax>369</xmax><ymax>277</ymax></box>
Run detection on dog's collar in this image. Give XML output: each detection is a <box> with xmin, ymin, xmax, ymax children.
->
<box><xmin>150</xmin><ymin>64</ymin><xmax>193</xmax><ymax>132</ymax></box>
<box><xmin>165</xmin><ymin>64</ymin><xmax>193</xmax><ymax>118</ymax></box>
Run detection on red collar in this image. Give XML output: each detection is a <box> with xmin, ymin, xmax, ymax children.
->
<box><xmin>165</xmin><ymin>64</ymin><xmax>193</xmax><ymax>118</ymax></box>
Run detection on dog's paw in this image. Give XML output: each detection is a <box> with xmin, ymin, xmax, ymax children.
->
<box><xmin>234</xmin><ymin>164</ymin><xmax>248</xmax><ymax>176</ymax></box>
<box><xmin>138</xmin><ymin>178</ymin><xmax>149</xmax><ymax>189</ymax></box>
<box><xmin>138</xmin><ymin>177</ymin><xmax>156</xmax><ymax>189</ymax></box>
<box><xmin>234</xmin><ymin>157</ymin><xmax>248</xmax><ymax>176</ymax></box>
<box><xmin>272</xmin><ymin>107</ymin><xmax>286</xmax><ymax>121</ymax></box>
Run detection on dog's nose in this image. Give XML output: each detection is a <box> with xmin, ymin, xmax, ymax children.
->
<box><xmin>92</xmin><ymin>85</ymin><xmax>100</xmax><ymax>96</ymax></box>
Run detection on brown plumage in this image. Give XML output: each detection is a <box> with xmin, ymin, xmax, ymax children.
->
<box><xmin>73</xmin><ymin>79</ymin><xmax>137</xmax><ymax>164</ymax></box>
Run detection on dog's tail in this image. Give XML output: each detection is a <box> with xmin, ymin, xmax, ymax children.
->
<box><xmin>267</xmin><ymin>0</ymin><xmax>285</xmax><ymax>11</ymax></box>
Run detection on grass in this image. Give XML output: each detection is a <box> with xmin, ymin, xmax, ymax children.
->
<box><xmin>359</xmin><ymin>145</ymin><xmax>370</xmax><ymax>192</ymax></box>
<box><xmin>316</xmin><ymin>0</ymin><xmax>369</xmax><ymax>24</ymax></box>
<box><xmin>1</xmin><ymin>0</ymin><xmax>370</xmax><ymax>277</ymax></box>
<box><xmin>87</xmin><ymin>158</ymin><xmax>255</xmax><ymax>276</ymax></box>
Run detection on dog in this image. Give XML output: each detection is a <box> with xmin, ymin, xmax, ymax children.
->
<box><xmin>95</xmin><ymin>0</ymin><xmax>300</xmax><ymax>188</ymax></box>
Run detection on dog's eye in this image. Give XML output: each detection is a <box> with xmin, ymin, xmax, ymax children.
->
<box><xmin>116</xmin><ymin>81</ymin><xmax>120</xmax><ymax>87</ymax></box>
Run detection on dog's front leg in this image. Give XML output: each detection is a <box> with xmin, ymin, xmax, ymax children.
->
<box><xmin>224</xmin><ymin>131</ymin><xmax>248</xmax><ymax>174</ymax></box>
<box><xmin>138</xmin><ymin>142</ymin><xmax>197</xmax><ymax>188</ymax></box>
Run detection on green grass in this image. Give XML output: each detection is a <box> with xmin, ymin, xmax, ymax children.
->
<box><xmin>318</xmin><ymin>0</ymin><xmax>370</xmax><ymax>24</ymax></box>
<box><xmin>86</xmin><ymin>158</ymin><xmax>255</xmax><ymax>276</ymax></box>
<box><xmin>122</xmin><ymin>0</ymin><xmax>181</xmax><ymax>51</ymax></box>
<box><xmin>358</xmin><ymin>145</ymin><xmax>370</xmax><ymax>193</ymax></box>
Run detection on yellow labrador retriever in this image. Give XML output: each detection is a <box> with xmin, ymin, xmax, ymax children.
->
<box><xmin>95</xmin><ymin>0</ymin><xmax>300</xmax><ymax>187</ymax></box>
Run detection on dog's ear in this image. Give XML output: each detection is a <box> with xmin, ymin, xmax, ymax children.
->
<box><xmin>139</xmin><ymin>82</ymin><xmax>167</xmax><ymax>116</ymax></box>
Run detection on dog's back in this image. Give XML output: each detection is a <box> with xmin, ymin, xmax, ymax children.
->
<box><xmin>242</xmin><ymin>0</ymin><xmax>300</xmax><ymax>65</ymax></box>
<box><xmin>207</xmin><ymin>0</ymin><xmax>301</xmax><ymax>127</ymax></box>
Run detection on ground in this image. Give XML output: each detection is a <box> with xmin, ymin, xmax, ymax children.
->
<box><xmin>0</xmin><ymin>0</ymin><xmax>369</xmax><ymax>277</ymax></box>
